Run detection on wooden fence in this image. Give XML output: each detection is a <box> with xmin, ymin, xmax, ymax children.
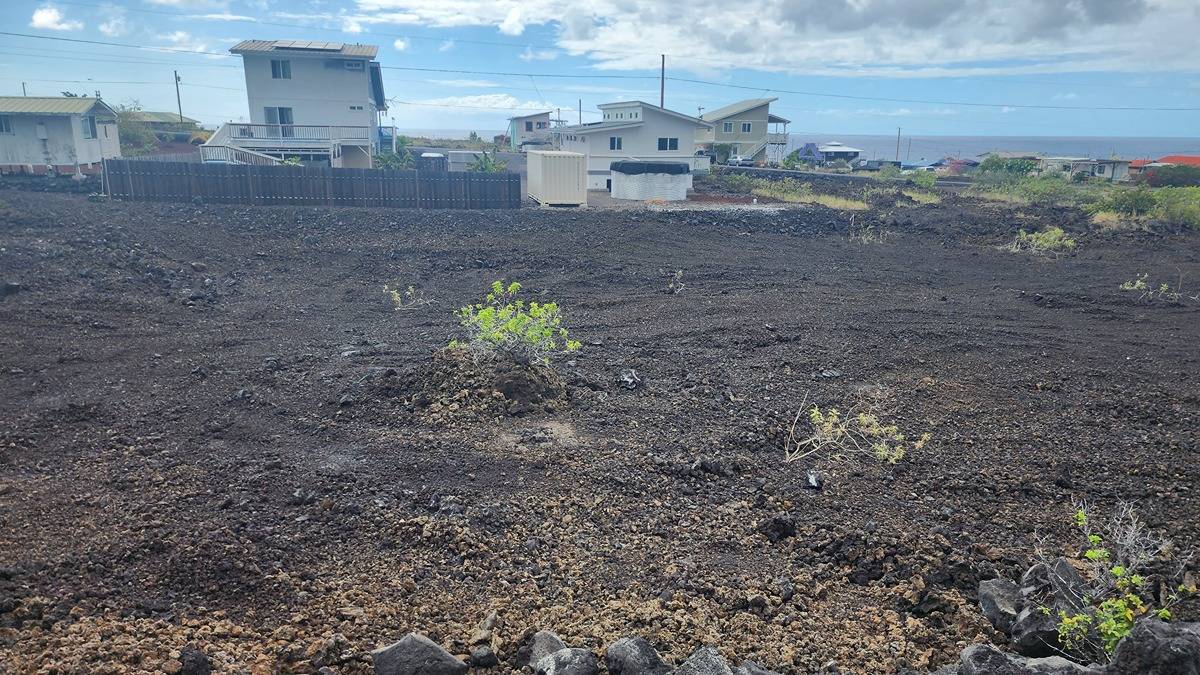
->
<box><xmin>102</xmin><ymin>159</ymin><xmax>522</xmax><ymax>209</ymax></box>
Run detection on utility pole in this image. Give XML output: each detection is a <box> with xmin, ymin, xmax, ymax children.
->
<box><xmin>578</xmin><ymin>99</ymin><xmax>582</xmax><ymax>125</ymax></box>
<box><xmin>659</xmin><ymin>54</ymin><xmax>665</xmax><ymax>108</ymax></box>
<box><xmin>21</xmin><ymin>82</ymin><xmax>27</xmax><ymax>96</ymax></box>
<box><xmin>174</xmin><ymin>71</ymin><xmax>184</xmax><ymax>123</ymax></box>
<box><xmin>895</xmin><ymin>127</ymin><xmax>901</xmax><ymax>162</ymax></box>
<box><xmin>906</xmin><ymin>138</ymin><xmax>912</xmax><ymax>162</ymax></box>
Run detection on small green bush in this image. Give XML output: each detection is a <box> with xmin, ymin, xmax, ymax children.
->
<box><xmin>1089</xmin><ymin>185</ymin><xmax>1157</xmax><ymax>217</ymax></box>
<box><xmin>910</xmin><ymin>171</ymin><xmax>937</xmax><ymax>189</ymax></box>
<box><xmin>1145</xmin><ymin>164</ymin><xmax>1200</xmax><ymax>187</ymax></box>
<box><xmin>450</xmin><ymin>281</ymin><xmax>580</xmax><ymax>365</ymax></box>
<box><xmin>1010</xmin><ymin>226</ymin><xmax>1076</xmax><ymax>255</ymax></box>
<box><xmin>467</xmin><ymin>150</ymin><xmax>508</xmax><ymax>173</ymax></box>
<box><xmin>877</xmin><ymin>164</ymin><xmax>902</xmax><ymax>179</ymax></box>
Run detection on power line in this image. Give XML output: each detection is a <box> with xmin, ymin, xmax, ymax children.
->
<box><xmin>381</xmin><ymin>65</ymin><xmax>653</xmax><ymax>80</ymax></box>
<box><xmin>0</xmin><ymin>31</ymin><xmax>234</xmax><ymax>59</ymax></box>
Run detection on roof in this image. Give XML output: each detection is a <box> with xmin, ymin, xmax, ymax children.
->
<box><xmin>700</xmin><ymin>98</ymin><xmax>777</xmax><ymax>122</ymax></box>
<box><xmin>507</xmin><ymin>111</ymin><xmax>552</xmax><ymax>121</ymax></box>
<box><xmin>230</xmin><ymin>39</ymin><xmax>379</xmax><ymax>58</ymax></box>
<box><xmin>1130</xmin><ymin>159</ymin><xmax>1152</xmax><ymax>168</ymax></box>
<box><xmin>768</xmin><ymin>113</ymin><xmax>790</xmax><ymax>124</ymax></box>
<box><xmin>1157</xmin><ymin>155</ymin><xmax>1200</xmax><ymax>166</ymax></box>
<box><xmin>0</xmin><ymin>96</ymin><xmax>115</xmax><ymax>116</ymax></box>
<box><xmin>554</xmin><ymin>121</ymin><xmax>643</xmax><ymax>135</ymax></box>
<box><xmin>818</xmin><ymin>142</ymin><xmax>862</xmax><ymax>153</ymax></box>
<box><xmin>124</xmin><ymin>110</ymin><xmax>199</xmax><ymax>124</ymax></box>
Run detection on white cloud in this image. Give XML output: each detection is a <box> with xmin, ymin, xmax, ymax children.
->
<box><xmin>145</xmin><ymin>0</ymin><xmax>229</xmax><ymax>7</ymax></box>
<box><xmin>188</xmin><ymin>13</ymin><xmax>256</xmax><ymax>21</ymax></box>
<box><xmin>1053</xmin><ymin>92</ymin><xmax>1080</xmax><ymax>100</ymax></box>
<box><xmin>346</xmin><ymin>0</ymin><xmax>1200</xmax><ymax>77</ymax></box>
<box><xmin>438</xmin><ymin>40</ymin><xmax>455</xmax><ymax>52</ymax></box>
<box><xmin>393</xmin><ymin>38</ymin><xmax>409</xmax><ymax>50</ymax></box>
<box><xmin>97</xmin><ymin>5</ymin><xmax>127</xmax><ymax>36</ymax></box>
<box><xmin>30</xmin><ymin>5</ymin><xmax>83</xmax><ymax>31</ymax></box>
<box><xmin>519</xmin><ymin>46</ymin><xmax>558</xmax><ymax>61</ymax></box>
<box><xmin>153</xmin><ymin>30</ymin><xmax>225</xmax><ymax>58</ymax></box>
<box><xmin>411</xmin><ymin>93</ymin><xmax>557</xmax><ymax>113</ymax></box>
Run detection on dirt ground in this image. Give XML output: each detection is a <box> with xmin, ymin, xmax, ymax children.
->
<box><xmin>1</xmin><ymin>189</ymin><xmax>1197</xmax><ymax>674</ymax></box>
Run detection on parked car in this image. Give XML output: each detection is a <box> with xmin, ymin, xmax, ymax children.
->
<box><xmin>726</xmin><ymin>155</ymin><xmax>755</xmax><ymax>167</ymax></box>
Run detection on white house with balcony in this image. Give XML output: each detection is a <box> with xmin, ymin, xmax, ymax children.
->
<box><xmin>0</xmin><ymin>96</ymin><xmax>120</xmax><ymax>175</ymax></box>
<box><xmin>201</xmin><ymin>40</ymin><xmax>391</xmax><ymax>167</ymax></box>
<box><xmin>552</xmin><ymin>101</ymin><xmax>712</xmax><ymax>191</ymax></box>
<box><xmin>695</xmin><ymin>98</ymin><xmax>789</xmax><ymax>164</ymax></box>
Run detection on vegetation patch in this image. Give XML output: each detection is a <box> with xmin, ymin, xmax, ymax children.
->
<box><xmin>450</xmin><ymin>281</ymin><xmax>580</xmax><ymax>366</ymax></box>
<box><xmin>1009</xmin><ymin>226</ymin><xmax>1077</xmax><ymax>256</ymax></box>
<box><xmin>901</xmin><ymin>189</ymin><xmax>941</xmax><ymax>205</ymax></box>
<box><xmin>749</xmin><ymin>177</ymin><xmax>869</xmax><ymax>210</ymax></box>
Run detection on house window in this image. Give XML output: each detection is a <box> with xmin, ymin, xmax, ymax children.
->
<box><xmin>741</xmin><ymin>122</ymin><xmax>752</xmax><ymax>133</ymax></box>
<box><xmin>723</xmin><ymin>122</ymin><xmax>733</xmax><ymax>133</ymax></box>
<box><xmin>536</xmin><ymin>121</ymin><xmax>548</xmax><ymax>129</ymax></box>
<box><xmin>525</xmin><ymin>121</ymin><xmax>533</xmax><ymax>131</ymax></box>
<box><xmin>270</xmin><ymin>59</ymin><xmax>291</xmax><ymax>79</ymax></box>
<box><xmin>657</xmin><ymin>137</ymin><xmax>678</xmax><ymax>151</ymax></box>
<box><xmin>1097</xmin><ymin>165</ymin><xmax>1106</xmax><ymax>175</ymax></box>
<box><xmin>81</xmin><ymin>115</ymin><xmax>97</xmax><ymax>139</ymax></box>
<box><xmin>609</xmin><ymin>136</ymin><xmax>622</xmax><ymax>150</ymax></box>
<box><xmin>0</xmin><ymin>115</ymin><xmax>11</xmax><ymax>134</ymax></box>
<box><xmin>344</xmin><ymin>60</ymin><xmax>364</xmax><ymax>71</ymax></box>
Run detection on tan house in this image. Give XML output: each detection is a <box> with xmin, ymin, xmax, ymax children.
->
<box><xmin>695</xmin><ymin>98</ymin><xmax>789</xmax><ymax>163</ymax></box>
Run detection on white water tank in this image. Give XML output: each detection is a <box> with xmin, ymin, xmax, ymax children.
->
<box><xmin>527</xmin><ymin>150</ymin><xmax>586</xmax><ymax>207</ymax></box>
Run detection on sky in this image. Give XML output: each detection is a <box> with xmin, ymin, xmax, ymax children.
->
<box><xmin>2</xmin><ymin>0</ymin><xmax>1199</xmax><ymax>137</ymax></box>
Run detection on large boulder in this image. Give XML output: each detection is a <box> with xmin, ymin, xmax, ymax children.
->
<box><xmin>522</xmin><ymin>630</ymin><xmax>569</xmax><ymax>668</ymax></box>
<box><xmin>959</xmin><ymin>644</ymin><xmax>1101</xmax><ymax>675</ymax></box>
<box><xmin>372</xmin><ymin>633</ymin><xmax>468</xmax><ymax>675</ymax></box>
<box><xmin>980</xmin><ymin>578</ymin><xmax>1023</xmax><ymax>634</ymax></box>
<box><xmin>675</xmin><ymin>647</ymin><xmax>734</xmax><ymax>675</ymax></box>
<box><xmin>534</xmin><ymin>647</ymin><xmax>600</xmax><ymax>675</ymax></box>
<box><xmin>604</xmin><ymin>637</ymin><xmax>670</xmax><ymax>675</ymax></box>
<box><xmin>1012</xmin><ymin>558</ymin><xmax>1088</xmax><ymax>657</ymax></box>
<box><xmin>1106</xmin><ymin>620</ymin><xmax>1200</xmax><ymax>675</ymax></box>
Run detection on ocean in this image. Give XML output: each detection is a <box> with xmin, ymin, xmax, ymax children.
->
<box><xmin>400</xmin><ymin>128</ymin><xmax>1200</xmax><ymax>163</ymax></box>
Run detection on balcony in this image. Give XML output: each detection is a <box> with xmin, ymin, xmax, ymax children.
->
<box><xmin>201</xmin><ymin>123</ymin><xmax>398</xmax><ymax>167</ymax></box>
<box><xmin>766</xmin><ymin>132</ymin><xmax>789</xmax><ymax>145</ymax></box>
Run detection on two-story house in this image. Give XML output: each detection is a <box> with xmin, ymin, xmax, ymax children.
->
<box><xmin>201</xmin><ymin>40</ymin><xmax>389</xmax><ymax>167</ymax></box>
<box><xmin>553</xmin><ymin>101</ymin><xmax>712</xmax><ymax>190</ymax></box>
<box><xmin>695</xmin><ymin>98</ymin><xmax>789</xmax><ymax>164</ymax></box>
<box><xmin>507</xmin><ymin>111</ymin><xmax>552</xmax><ymax>151</ymax></box>
<box><xmin>0</xmin><ymin>96</ymin><xmax>120</xmax><ymax>175</ymax></box>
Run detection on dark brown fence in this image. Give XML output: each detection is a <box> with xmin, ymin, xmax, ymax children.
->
<box><xmin>102</xmin><ymin>159</ymin><xmax>522</xmax><ymax>209</ymax></box>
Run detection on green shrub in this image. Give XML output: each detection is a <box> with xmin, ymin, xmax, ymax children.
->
<box><xmin>1049</xmin><ymin>504</ymin><xmax>1194</xmax><ymax>663</ymax></box>
<box><xmin>910</xmin><ymin>171</ymin><xmax>936</xmax><ymax>189</ymax></box>
<box><xmin>374</xmin><ymin>149</ymin><xmax>413</xmax><ymax>169</ymax></box>
<box><xmin>450</xmin><ymin>281</ymin><xmax>580</xmax><ymax>365</ymax></box>
<box><xmin>877</xmin><ymin>164</ymin><xmax>902</xmax><ymax>179</ymax></box>
<box><xmin>1010</xmin><ymin>226</ymin><xmax>1076</xmax><ymax>255</ymax></box>
<box><xmin>467</xmin><ymin>150</ymin><xmax>508</xmax><ymax>173</ymax></box>
<box><xmin>1145</xmin><ymin>165</ymin><xmax>1200</xmax><ymax>187</ymax></box>
<box><xmin>1154</xmin><ymin>187</ymin><xmax>1200</xmax><ymax>228</ymax></box>
<box><xmin>978</xmin><ymin>155</ymin><xmax>1038</xmax><ymax>180</ymax></box>
<box><xmin>1089</xmin><ymin>185</ymin><xmax>1157</xmax><ymax>217</ymax></box>
<box><xmin>721</xmin><ymin>173</ymin><xmax>755</xmax><ymax>193</ymax></box>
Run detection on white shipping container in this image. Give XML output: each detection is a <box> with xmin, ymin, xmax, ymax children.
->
<box><xmin>527</xmin><ymin>150</ymin><xmax>587</xmax><ymax>207</ymax></box>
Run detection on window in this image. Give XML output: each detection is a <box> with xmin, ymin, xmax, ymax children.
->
<box><xmin>81</xmin><ymin>115</ymin><xmax>97</xmax><ymax>139</ymax></box>
<box><xmin>270</xmin><ymin>59</ymin><xmax>291</xmax><ymax>79</ymax></box>
<box><xmin>741</xmin><ymin>122</ymin><xmax>752</xmax><ymax>133</ymax></box>
<box><xmin>536</xmin><ymin>121</ymin><xmax>548</xmax><ymax>129</ymax></box>
<box><xmin>609</xmin><ymin>136</ymin><xmax>622</xmax><ymax>150</ymax></box>
<box><xmin>344</xmin><ymin>60</ymin><xmax>364</xmax><ymax>71</ymax></box>
<box><xmin>525</xmin><ymin>121</ymin><xmax>533</xmax><ymax>131</ymax></box>
<box><xmin>722</xmin><ymin>122</ymin><xmax>733</xmax><ymax>133</ymax></box>
<box><xmin>0</xmin><ymin>115</ymin><xmax>11</xmax><ymax>134</ymax></box>
<box><xmin>657</xmin><ymin>137</ymin><xmax>678</xmax><ymax>151</ymax></box>
<box><xmin>349</xmin><ymin>105</ymin><xmax>363</xmax><ymax>111</ymax></box>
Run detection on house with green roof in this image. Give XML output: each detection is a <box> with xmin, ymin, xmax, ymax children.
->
<box><xmin>0</xmin><ymin>96</ymin><xmax>121</xmax><ymax>175</ymax></box>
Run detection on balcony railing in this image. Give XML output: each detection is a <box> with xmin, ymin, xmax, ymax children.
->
<box><xmin>198</xmin><ymin>144</ymin><xmax>282</xmax><ymax>165</ymax></box>
<box><xmin>766</xmin><ymin>132</ymin><xmax>789</xmax><ymax>144</ymax></box>
<box><xmin>229</xmin><ymin>124</ymin><xmax>372</xmax><ymax>143</ymax></box>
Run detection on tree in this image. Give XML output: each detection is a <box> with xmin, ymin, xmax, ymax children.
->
<box><xmin>114</xmin><ymin>101</ymin><xmax>158</xmax><ymax>156</ymax></box>
<box><xmin>467</xmin><ymin>150</ymin><xmax>507</xmax><ymax>173</ymax></box>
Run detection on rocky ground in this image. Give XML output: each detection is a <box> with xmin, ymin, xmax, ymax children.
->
<box><xmin>0</xmin><ymin>188</ymin><xmax>1197</xmax><ymax>674</ymax></box>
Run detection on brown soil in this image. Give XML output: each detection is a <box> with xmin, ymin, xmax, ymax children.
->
<box><xmin>0</xmin><ymin>190</ymin><xmax>1197</xmax><ymax>674</ymax></box>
